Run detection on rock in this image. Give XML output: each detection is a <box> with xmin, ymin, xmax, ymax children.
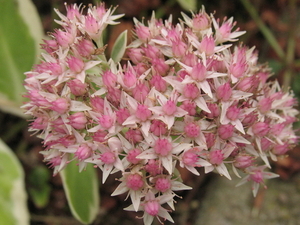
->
<box><xmin>195</xmin><ymin>173</ymin><xmax>300</xmax><ymax>225</ymax></box>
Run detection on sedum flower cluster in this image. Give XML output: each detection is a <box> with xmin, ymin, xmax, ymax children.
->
<box><xmin>23</xmin><ymin>3</ymin><xmax>298</xmax><ymax>225</ymax></box>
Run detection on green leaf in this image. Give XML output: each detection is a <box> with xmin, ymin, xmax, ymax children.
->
<box><xmin>60</xmin><ymin>160</ymin><xmax>99</xmax><ymax>224</ymax></box>
<box><xmin>0</xmin><ymin>139</ymin><xmax>29</xmax><ymax>225</ymax></box>
<box><xmin>28</xmin><ymin>166</ymin><xmax>51</xmax><ymax>208</ymax></box>
<box><xmin>111</xmin><ymin>30</ymin><xmax>128</xmax><ymax>63</ymax></box>
<box><xmin>177</xmin><ymin>0</ymin><xmax>197</xmax><ymax>11</ymax></box>
<box><xmin>0</xmin><ymin>0</ymin><xmax>43</xmax><ymax>117</ymax></box>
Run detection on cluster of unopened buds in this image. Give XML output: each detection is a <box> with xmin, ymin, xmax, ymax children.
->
<box><xmin>23</xmin><ymin>2</ymin><xmax>299</xmax><ymax>224</ymax></box>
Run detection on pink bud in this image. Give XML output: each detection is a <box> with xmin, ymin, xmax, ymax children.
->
<box><xmin>242</xmin><ymin>112</ymin><xmax>257</xmax><ymax>126</ymax></box>
<box><xmin>218</xmin><ymin>124</ymin><xmax>234</xmax><ymax>139</ymax></box>
<box><xmin>200</xmin><ymin>35</ymin><xmax>215</xmax><ymax>56</ymax></box>
<box><xmin>172</xmin><ymin>39</ymin><xmax>187</xmax><ymax>58</ymax></box>
<box><xmin>67</xmin><ymin>56</ymin><xmax>85</xmax><ymax>73</ymax></box>
<box><xmin>76</xmin><ymin>39</ymin><xmax>95</xmax><ymax>57</ymax></box>
<box><xmin>190</xmin><ymin>62</ymin><xmax>207</xmax><ymax>82</ymax></box>
<box><xmin>249</xmin><ymin>169</ymin><xmax>263</xmax><ymax>183</ymax></box>
<box><xmin>144</xmin><ymin>200</ymin><xmax>160</xmax><ymax>216</ymax></box>
<box><xmin>183</xmin><ymin>83</ymin><xmax>200</xmax><ymax>99</ymax></box>
<box><xmin>216</xmin><ymin>83</ymin><xmax>232</xmax><ymax>101</ymax></box>
<box><xmin>258</xmin><ymin>97</ymin><xmax>272</xmax><ymax>114</ymax></box>
<box><xmin>126</xmin><ymin>173</ymin><xmax>144</xmax><ymax>191</ymax></box>
<box><xmin>136</xmin><ymin>104</ymin><xmax>152</xmax><ymax>122</ymax></box>
<box><xmin>123</xmin><ymin>70</ymin><xmax>137</xmax><ymax>88</ymax></box>
<box><xmin>237</xmin><ymin>77</ymin><xmax>253</xmax><ymax>92</ymax></box>
<box><xmin>182</xmin><ymin>52</ymin><xmax>197</xmax><ymax>67</ymax></box>
<box><xmin>154</xmin><ymin>138</ymin><xmax>172</xmax><ymax>156</ymax></box>
<box><xmin>102</xmin><ymin>70</ymin><xmax>117</xmax><ymax>88</ymax></box>
<box><xmin>155</xmin><ymin>177</ymin><xmax>171</xmax><ymax>193</ymax></box>
<box><xmin>125</xmin><ymin>129</ymin><xmax>143</xmax><ymax>144</ymax></box>
<box><xmin>270</xmin><ymin>123</ymin><xmax>285</xmax><ymax>136</ymax></box>
<box><xmin>252</xmin><ymin>122</ymin><xmax>269</xmax><ymax>137</ymax></box>
<box><xmin>67</xmin><ymin>79</ymin><xmax>87</xmax><ymax>96</ymax></box>
<box><xmin>261</xmin><ymin>137</ymin><xmax>273</xmax><ymax>152</ymax></box>
<box><xmin>75</xmin><ymin>144</ymin><xmax>92</xmax><ymax>161</ymax></box>
<box><xmin>152</xmin><ymin>58</ymin><xmax>169</xmax><ymax>76</ymax></box>
<box><xmin>145</xmin><ymin>159</ymin><xmax>162</xmax><ymax>176</ymax></box>
<box><xmin>69</xmin><ymin>112</ymin><xmax>87</xmax><ymax>129</ymax></box>
<box><xmin>226</xmin><ymin>105</ymin><xmax>240</xmax><ymax>121</ymax></box>
<box><xmin>135</xmin><ymin>24</ymin><xmax>151</xmax><ymax>42</ymax></box>
<box><xmin>234</xmin><ymin>154</ymin><xmax>254</xmax><ymax>169</ymax></box>
<box><xmin>54</xmin><ymin>29</ymin><xmax>74</xmax><ymax>48</ymax></box>
<box><xmin>92</xmin><ymin>130</ymin><xmax>108</xmax><ymax>143</ymax></box>
<box><xmin>209</xmin><ymin>150</ymin><xmax>224</xmax><ymax>165</ymax></box>
<box><xmin>85</xmin><ymin>15</ymin><xmax>99</xmax><ymax>34</ymax></box>
<box><xmin>273</xmin><ymin>142</ymin><xmax>289</xmax><ymax>155</ymax></box>
<box><xmin>143</xmin><ymin>45</ymin><xmax>161</xmax><ymax>59</ymax></box>
<box><xmin>31</xmin><ymin>116</ymin><xmax>49</xmax><ymax>130</ymax></box>
<box><xmin>127</xmin><ymin>48</ymin><xmax>144</xmax><ymax>64</ymax></box>
<box><xmin>205</xmin><ymin>103</ymin><xmax>220</xmax><ymax>118</ymax></box>
<box><xmin>204</xmin><ymin>133</ymin><xmax>216</xmax><ymax>149</ymax></box>
<box><xmin>184</xmin><ymin>123</ymin><xmax>200</xmax><ymax>138</ymax></box>
<box><xmin>99</xmin><ymin>115</ymin><xmax>114</xmax><ymax>129</ymax></box>
<box><xmin>51</xmin><ymin>98</ymin><xmax>70</xmax><ymax>114</ymax></box>
<box><xmin>230</xmin><ymin>61</ymin><xmax>247</xmax><ymax>78</ymax></box>
<box><xmin>90</xmin><ymin>96</ymin><xmax>104</xmax><ymax>113</ymax></box>
<box><xmin>180</xmin><ymin>100</ymin><xmax>196</xmax><ymax>116</ymax></box>
<box><xmin>162</xmin><ymin>100</ymin><xmax>177</xmax><ymax>116</ymax></box>
<box><xmin>116</xmin><ymin>108</ymin><xmax>130</xmax><ymax>124</ymax></box>
<box><xmin>132</xmin><ymin>82</ymin><xmax>150</xmax><ymax>102</ymax></box>
<box><xmin>150</xmin><ymin>75</ymin><xmax>167</xmax><ymax>92</ymax></box>
<box><xmin>182</xmin><ymin>148</ymin><xmax>200</xmax><ymax>166</ymax></box>
<box><xmin>127</xmin><ymin>148</ymin><xmax>142</xmax><ymax>164</ymax></box>
<box><xmin>192</xmin><ymin>13</ymin><xmax>210</xmax><ymax>30</ymax></box>
<box><xmin>100</xmin><ymin>151</ymin><xmax>115</xmax><ymax>164</ymax></box>
<box><xmin>150</xmin><ymin>120</ymin><xmax>167</xmax><ymax>136</ymax></box>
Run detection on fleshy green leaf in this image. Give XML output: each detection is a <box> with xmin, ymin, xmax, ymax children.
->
<box><xmin>0</xmin><ymin>139</ymin><xmax>29</xmax><ymax>225</ymax></box>
<box><xmin>111</xmin><ymin>30</ymin><xmax>128</xmax><ymax>63</ymax></box>
<box><xmin>0</xmin><ymin>0</ymin><xmax>43</xmax><ymax>117</ymax></box>
<box><xmin>60</xmin><ymin>160</ymin><xmax>99</xmax><ymax>224</ymax></box>
<box><xmin>177</xmin><ymin>0</ymin><xmax>197</xmax><ymax>11</ymax></box>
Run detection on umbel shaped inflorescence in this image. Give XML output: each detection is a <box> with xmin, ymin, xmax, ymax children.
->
<box><xmin>23</xmin><ymin>3</ymin><xmax>298</xmax><ymax>225</ymax></box>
